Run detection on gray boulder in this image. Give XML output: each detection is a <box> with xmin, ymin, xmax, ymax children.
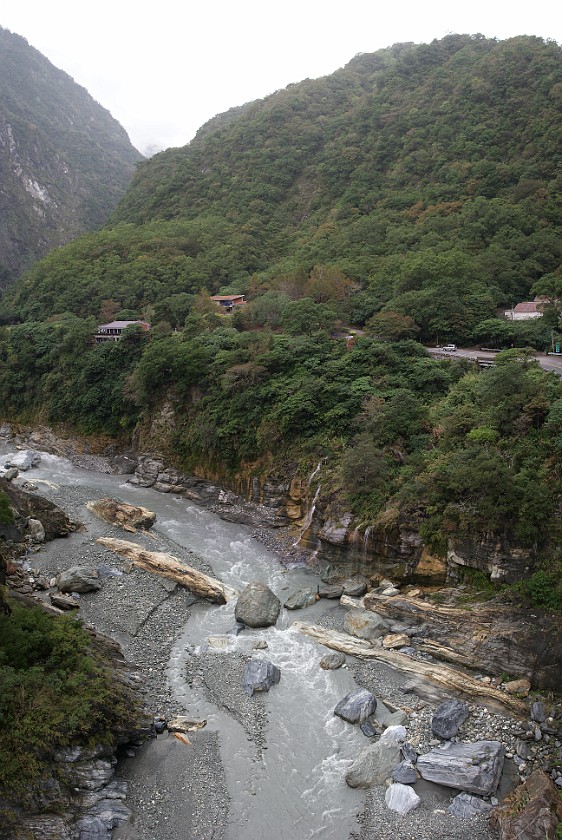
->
<box><xmin>317</xmin><ymin>584</ymin><xmax>343</xmax><ymax>599</ymax></box>
<box><xmin>381</xmin><ymin>709</ymin><xmax>409</xmax><ymax>728</ymax></box>
<box><xmin>26</xmin><ymin>518</ymin><xmax>45</xmax><ymax>543</ymax></box>
<box><xmin>342</xmin><ymin>577</ymin><xmax>369</xmax><ymax>597</ymax></box>
<box><xmin>431</xmin><ymin>698</ymin><xmax>469</xmax><ymax>739</ymax></box>
<box><xmin>385</xmin><ymin>783</ymin><xmax>421</xmax><ymax>815</ymax></box>
<box><xmin>401</xmin><ymin>742</ymin><xmax>418</xmax><ymax>764</ymax></box>
<box><xmin>0</xmin><ymin>467</ymin><xmax>18</xmax><ymax>481</ymax></box>
<box><xmin>50</xmin><ymin>592</ymin><xmax>80</xmax><ymax>610</ymax></box>
<box><xmin>319</xmin><ymin>652</ymin><xmax>346</xmax><ymax>670</ymax></box>
<box><xmin>392</xmin><ymin>760</ymin><xmax>417</xmax><ymax>784</ymax></box>
<box><xmin>76</xmin><ymin>816</ymin><xmax>111</xmax><ymax>840</ymax></box>
<box><xmin>284</xmin><ymin>588</ymin><xmax>317</xmax><ymax>610</ymax></box>
<box><xmin>58</xmin><ymin>566</ymin><xmax>102</xmax><ymax>594</ymax></box>
<box><xmin>417</xmin><ymin>740</ymin><xmax>505</xmax><ymax>796</ymax></box>
<box><xmin>5</xmin><ymin>449</ymin><xmax>41</xmax><ymax>471</ymax></box>
<box><xmin>344</xmin><ymin>609</ymin><xmax>390</xmax><ymax>641</ymax></box>
<box><xmin>235</xmin><ymin>582</ymin><xmax>281</xmax><ymax>627</ymax></box>
<box><xmin>334</xmin><ymin>688</ymin><xmax>377</xmax><ymax>724</ymax></box>
<box><xmin>242</xmin><ymin>657</ymin><xmax>281</xmax><ymax>696</ymax></box>
<box><xmin>345</xmin><ymin>738</ymin><xmax>401</xmax><ymax>788</ymax></box>
<box><xmin>530</xmin><ymin>700</ymin><xmax>547</xmax><ymax>723</ymax></box>
<box><xmin>448</xmin><ymin>792</ymin><xmax>493</xmax><ymax>818</ymax></box>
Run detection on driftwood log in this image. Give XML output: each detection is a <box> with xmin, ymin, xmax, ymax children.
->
<box><xmin>96</xmin><ymin>538</ymin><xmax>238</xmax><ymax>604</ymax></box>
<box><xmin>292</xmin><ymin>621</ymin><xmax>527</xmax><ymax>717</ymax></box>
<box><xmin>86</xmin><ymin>498</ymin><xmax>156</xmax><ymax>532</ymax></box>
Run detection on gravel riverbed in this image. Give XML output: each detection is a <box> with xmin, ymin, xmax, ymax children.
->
<box><xmin>8</xmin><ymin>449</ymin><xmax>556</xmax><ymax>840</ymax></box>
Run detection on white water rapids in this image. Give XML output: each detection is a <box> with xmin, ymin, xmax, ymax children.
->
<box><xmin>2</xmin><ymin>447</ymin><xmax>370</xmax><ymax>839</ymax></box>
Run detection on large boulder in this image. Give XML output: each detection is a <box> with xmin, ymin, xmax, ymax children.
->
<box><xmin>86</xmin><ymin>498</ymin><xmax>156</xmax><ymax>532</ymax></box>
<box><xmin>235</xmin><ymin>582</ymin><xmax>281</xmax><ymax>628</ymax></box>
<box><xmin>489</xmin><ymin>769</ymin><xmax>562</xmax><ymax>840</ymax></box>
<box><xmin>345</xmin><ymin>737</ymin><xmax>401</xmax><ymax>789</ymax></box>
<box><xmin>417</xmin><ymin>740</ymin><xmax>505</xmax><ymax>796</ymax></box>
<box><xmin>344</xmin><ymin>609</ymin><xmax>390</xmax><ymax>641</ymax></box>
<box><xmin>334</xmin><ymin>688</ymin><xmax>377</xmax><ymax>724</ymax></box>
<box><xmin>58</xmin><ymin>566</ymin><xmax>102</xmax><ymax>594</ymax></box>
<box><xmin>242</xmin><ymin>658</ymin><xmax>281</xmax><ymax>696</ymax></box>
<box><xmin>4</xmin><ymin>449</ymin><xmax>41</xmax><ymax>471</ymax></box>
<box><xmin>431</xmin><ymin>699</ymin><xmax>469</xmax><ymax>740</ymax></box>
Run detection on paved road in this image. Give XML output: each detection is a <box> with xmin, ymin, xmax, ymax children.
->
<box><xmin>427</xmin><ymin>347</ymin><xmax>562</xmax><ymax>378</ymax></box>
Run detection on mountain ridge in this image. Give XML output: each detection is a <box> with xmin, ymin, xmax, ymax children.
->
<box><xmin>0</xmin><ymin>26</ymin><xmax>143</xmax><ymax>287</ymax></box>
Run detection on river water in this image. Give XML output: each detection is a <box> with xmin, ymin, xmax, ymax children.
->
<box><xmin>2</xmin><ymin>447</ymin><xmax>369</xmax><ymax>839</ymax></box>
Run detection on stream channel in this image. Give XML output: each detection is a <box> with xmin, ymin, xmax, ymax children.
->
<box><xmin>5</xmin><ymin>448</ymin><xmax>374</xmax><ymax>839</ymax></box>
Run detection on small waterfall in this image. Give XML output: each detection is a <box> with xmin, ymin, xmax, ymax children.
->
<box><xmin>307</xmin><ymin>459</ymin><xmax>323</xmax><ymax>486</ymax></box>
<box><xmin>362</xmin><ymin>524</ymin><xmax>374</xmax><ymax>555</ymax></box>
<box><xmin>292</xmin><ymin>459</ymin><xmax>326</xmax><ymax>549</ymax></box>
<box><xmin>292</xmin><ymin>483</ymin><xmax>321</xmax><ymax>548</ymax></box>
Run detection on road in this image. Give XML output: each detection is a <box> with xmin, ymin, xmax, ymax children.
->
<box><xmin>426</xmin><ymin>347</ymin><xmax>562</xmax><ymax>378</ymax></box>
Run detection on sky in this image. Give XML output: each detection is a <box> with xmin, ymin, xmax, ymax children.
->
<box><xmin>1</xmin><ymin>1</ymin><xmax>559</xmax><ymax>156</ymax></box>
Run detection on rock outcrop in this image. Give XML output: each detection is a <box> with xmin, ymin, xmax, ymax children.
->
<box><xmin>361</xmin><ymin>591</ymin><xmax>562</xmax><ymax>692</ymax></box>
<box><xmin>489</xmin><ymin>769</ymin><xmax>562</xmax><ymax>840</ymax></box>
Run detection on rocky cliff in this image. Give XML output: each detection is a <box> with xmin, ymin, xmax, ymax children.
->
<box><xmin>0</xmin><ymin>27</ymin><xmax>142</xmax><ymax>287</ymax></box>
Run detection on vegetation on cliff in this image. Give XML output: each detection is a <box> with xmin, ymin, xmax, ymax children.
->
<box><xmin>0</xmin><ymin>601</ymin><xmax>141</xmax><ymax>805</ymax></box>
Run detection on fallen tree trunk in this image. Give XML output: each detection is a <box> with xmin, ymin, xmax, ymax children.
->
<box><xmin>96</xmin><ymin>538</ymin><xmax>238</xmax><ymax>604</ymax></box>
<box><xmin>292</xmin><ymin>621</ymin><xmax>527</xmax><ymax>717</ymax></box>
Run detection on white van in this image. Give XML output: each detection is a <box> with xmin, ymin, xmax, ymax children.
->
<box><xmin>441</xmin><ymin>344</ymin><xmax>457</xmax><ymax>352</ymax></box>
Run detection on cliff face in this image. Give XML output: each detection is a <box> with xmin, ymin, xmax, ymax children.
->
<box><xmin>0</xmin><ymin>27</ymin><xmax>142</xmax><ymax>287</ymax></box>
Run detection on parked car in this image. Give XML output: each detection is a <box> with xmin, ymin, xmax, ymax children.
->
<box><xmin>441</xmin><ymin>344</ymin><xmax>457</xmax><ymax>352</ymax></box>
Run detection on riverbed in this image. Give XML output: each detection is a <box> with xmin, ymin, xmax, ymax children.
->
<box><xmin>1</xmin><ymin>444</ymin><xmax>496</xmax><ymax>840</ymax></box>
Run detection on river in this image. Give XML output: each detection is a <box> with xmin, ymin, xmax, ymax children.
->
<box><xmin>2</xmin><ymin>446</ymin><xmax>371</xmax><ymax>839</ymax></box>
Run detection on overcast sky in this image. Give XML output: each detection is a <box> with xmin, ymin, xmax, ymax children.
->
<box><xmin>2</xmin><ymin>1</ymin><xmax>559</xmax><ymax>156</ymax></box>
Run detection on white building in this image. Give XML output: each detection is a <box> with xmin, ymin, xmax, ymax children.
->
<box><xmin>504</xmin><ymin>301</ymin><xmax>543</xmax><ymax>321</ymax></box>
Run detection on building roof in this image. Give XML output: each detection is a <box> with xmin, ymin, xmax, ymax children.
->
<box><xmin>513</xmin><ymin>300</ymin><xmax>540</xmax><ymax>312</ymax></box>
<box><xmin>97</xmin><ymin>320</ymin><xmax>150</xmax><ymax>329</ymax></box>
<box><xmin>210</xmin><ymin>294</ymin><xmax>245</xmax><ymax>301</ymax></box>
<box><xmin>512</xmin><ymin>302</ymin><xmax>540</xmax><ymax>313</ymax></box>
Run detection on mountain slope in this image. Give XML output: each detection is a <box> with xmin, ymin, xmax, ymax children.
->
<box><xmin>0</xmin><ymin>26</ymin><xmax>142</xmax><ymax>287</ymax></box>
<box><xmin>6</xmin><ymin>34</ymin><xmax>560</xmax><ymax>338</ymax></box>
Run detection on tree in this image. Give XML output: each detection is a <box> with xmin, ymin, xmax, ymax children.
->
<box><xmin>365</xmin><ymin>311</ymin><xmax>419</xmax><ymax>341</ymax></box>
<box><xmin>472</xmin><ymin>318</ymin><xmax>515</xmax><ymax>348</ymax></box>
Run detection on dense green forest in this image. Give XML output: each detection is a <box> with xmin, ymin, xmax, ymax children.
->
<box><xmin>1</xmin><ymin>34</ymin><xmax>562</xmax><ymax>602</ymax></box>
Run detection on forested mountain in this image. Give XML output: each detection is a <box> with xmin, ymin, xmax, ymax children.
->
<box><xmin>5</xmin><ymin>34</ymin><xmax>561</xmax><ymax>343</ymax></box>
<box><xmin>1</xmin><ymin>35</ymin><xmax>562</xmax><ymax>607</ymax></box>
<box><xmin>0</xmin><ymin>26</ymin><xmax>142</xmax><ymax>288</ymax></box>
